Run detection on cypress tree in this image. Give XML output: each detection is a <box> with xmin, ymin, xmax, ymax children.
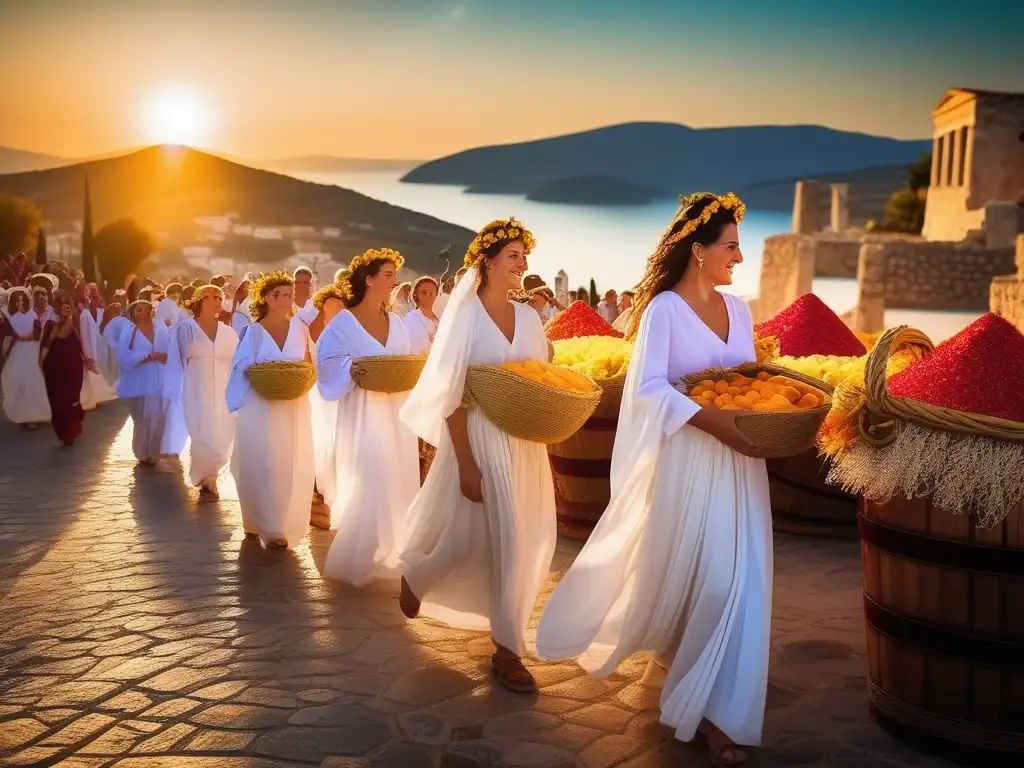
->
<box><xmin>35</xmin><ymin>226</ymin><xmax>47</xmax><ymax>266</ymax></box>
<box><xmin>81</xmin><ymin>177</ymin><xmax>96</xmax><ymax>284</ymax></box>
<box><xmin>589</xmin><ymin>278</ymin><xmax>598</xmax><ymax>308</ymax></box>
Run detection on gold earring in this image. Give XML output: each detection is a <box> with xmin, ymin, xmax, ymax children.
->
<box><xmin>696</xmin><ymin>255</ymin><xmax>704</xmax><ymax>273</ymax></box>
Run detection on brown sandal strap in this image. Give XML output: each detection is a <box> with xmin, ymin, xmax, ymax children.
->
<box><xmin>491</xmin><ymin>653</ymin><xmax>536</xmax><ymax>691</ymax></box>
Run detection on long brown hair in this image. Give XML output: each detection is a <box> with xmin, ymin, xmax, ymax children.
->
<box><xmin>625</xmin><ymin>195</ymin><xmax>739</xmax><ymax>340</ymax></box>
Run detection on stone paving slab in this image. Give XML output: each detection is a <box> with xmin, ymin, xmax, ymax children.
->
<box><xmin>0</xmin><ymin>404</ymin><xmax>953</xmax><ymax>767</ymax></box>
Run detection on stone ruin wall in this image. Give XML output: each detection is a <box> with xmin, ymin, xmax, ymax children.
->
<box><xmin>990</xmin><ymin>235</ymin><xmax>1024</xmax><ymax>334</ymax></box>
<box><xmin>881</xmin><ymin>240</ymin><xmax>1015</xmax><ymax>311</ymax></box>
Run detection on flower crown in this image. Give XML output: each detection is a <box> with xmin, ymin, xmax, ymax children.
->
<box><xmin>464</xmin><ymin>218</ymin><xmax>536</xmax><ymax>268</ymax></box>
<box><xmin>664</xmin><ymin>192</ymin><xmax>746</xmax><ymax>247</ymax></box>
<box><xmin>335</xmin><ymin>248</ymin><xmax>405</xmax><ymax>301</ymax></box>
<box><xmin>312</xmin><ymin>282</ymin><xmax>347</xmax><ymax>311</ymax></box>
<box><xmin>185</xmin><ymin>284</ymin><xmax>223</xmax><ymax>312</ymax></box>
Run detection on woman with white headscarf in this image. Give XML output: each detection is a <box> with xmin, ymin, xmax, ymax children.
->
<box><xmin>397</xmin><ymin>218</ymin><xmax>556</xmax><ymax>694</ymax></box>
<box><xmin>389</xmin><ymin>282</ymin><xmax>414</xmax><ymax>317</ymax></box>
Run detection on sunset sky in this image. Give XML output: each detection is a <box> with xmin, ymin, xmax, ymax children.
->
<box><xmin>2</xmin><ymin>0</ymin><xmax>1022</xmax><ymax>161</ymax></box>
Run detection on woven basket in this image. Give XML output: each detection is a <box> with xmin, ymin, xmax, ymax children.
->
<box><xmin>246</xmin><ymin>361</ymin><xmax>317</xmax><ymax>401</ymax></box>
<box><xmin>859</xmin><ymin>326</ymin><xmax>1024</xmax><ymax>445</ymax></box>
<box><xmin>680</xmin><ymin>363</ymin><xmax>832</xmax><ymax>459</ymax></box>
<box><xmin>351</xmin><ymin>354</ymin><xmax>427</xmax><ymax>394</ymax></box>
<box><xmin>464</xmin><ymin>365</ymin><xmax>602</xmax><ymax>444</ymax></box>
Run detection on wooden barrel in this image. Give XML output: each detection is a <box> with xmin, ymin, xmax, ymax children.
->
<box><xmin>859</xmin><ymin>496</ymin><xmax>1024</xmax><ymax>763</ymax></box>
<box><xmin>767</xmin><ymin>450</ymin><xmax>858</xmax><ymax>538</ymax></box>
<box><xmin>547</xmin><ymin>376</ymin><xmax>623</xmax><ymax>540</ymax></box>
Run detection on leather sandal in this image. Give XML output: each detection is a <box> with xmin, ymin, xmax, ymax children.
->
<box><xmin>491</xmin><ymin>652</ymin><xmax>537</xmax><ymax>693</ymax></box>
<box><xmin>698</xmin><ymin>723</ymin><xmax>747</xmax><ymax>767</ymax></box>
<box><xmin>399</xmin><ymin>576</ymin><xmax>420</xmax><ymax>619</ymax></box>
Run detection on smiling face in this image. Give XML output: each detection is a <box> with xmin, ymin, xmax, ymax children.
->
<box><xmin>265</xmin><ymin>283</ymin><xmax>294</xmax><ymax>317</ymax></box>
<box><xmin>366</xmin><ymin>262</ymin><xmax>399</xmax><ymax>304</ymax></box>
<box><xmin>485</xmin><ymin>240</ymin><xmax>528</xmax><ymax>292</ymax></box>
<box><xmin>196</xmin><ymin>294</ymin><xmax>223</xmax><ymax>319</ymax></box>
<box><xmin>695</xmin><ymin>222</ymin><xmax>742</xmax><ymax>286</ymax></box>
<box><xmin>132</xmin><ymin>303</ymin><xmax>153</xmax><ymax>325</ymax></box>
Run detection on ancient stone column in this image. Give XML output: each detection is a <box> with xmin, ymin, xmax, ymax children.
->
<box><xmin>853</xmin><ymin>242</ymin><xmax>886</xmax><ymax>334</ymax></box>
<box><xmin>830</xmin><ymin>184</ymin><xmax>850</xmax><ymax>233</ymax></box>
<box><xmin>985</xmin><ymin>202</ymin><xmax>1021</xmax><ymax>249</ymax></box>
<box><xmin>792</xmin><ymin>181</ymin><xmax>823</xmax><ymax>235</ymax></box>
<box><xmin>788</xmin><ymin>238</ymin><xmax>816</xmax><ymax>303</ymax></box>
<box><xmin>1016</xmin><ymin>234</ymin><xmax>1024</xmax><ymax>279</ymax></box>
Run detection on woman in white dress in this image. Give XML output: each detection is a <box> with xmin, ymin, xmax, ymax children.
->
<box><xmin>398</xmin><ymin>218</ymin><xmax>556</xmax><ymax>693</ymax></box>
<box><xmin>100</xmin><ymin>293</ymin><xmax>131</xmax><ymax>386</ymax></box>
<box><xmin>117</xmin><ymin>300</ymin><xmax>173</xmax><ymax>466</ymax></box>
<box><xmin>226</xmin><ymin>272</ymin><xmax>315</xmax><ymax>549</ymax></box>
<box><xmin>403</xmin><ymin>277</ymin><xmax>440</xmax><ymax>355</ymax></box>
<box><xmin>535</xmin><ymin>193</ymin><xmax>770</xmax><ymax>767</ymax></box>
<box><xmin>1</xmin><ymin>287</ymin><xmax>51</xmax><ymax>428</ymax></box>
<box><xmin>390</xmin><ymin>282</ymin><xmax>414</xmax><ymax>317</ymax></box>
<box><xmin>317</xmin><ymin>249</ymin><xmax>420</xmax><ymax>585</ymax></box>
<box><xmin>173</xmin><ymin>285</ymin><xmax>238</xmax><ymax>500</ymax></box>
<box><xmin>229</xmin><ymin>278</ymin><xmax>253</xmax><ymax>336</ymax></box>
<box><xmin>308</xmin><ymin>283</ymin><xmax>348</xmax><ymax>530</ymax></box>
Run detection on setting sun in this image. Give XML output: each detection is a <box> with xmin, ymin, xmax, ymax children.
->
<box><xmin>141</xmin><ymin>87</ymin><xmax>213</xmax><ymax>146</ymax></box>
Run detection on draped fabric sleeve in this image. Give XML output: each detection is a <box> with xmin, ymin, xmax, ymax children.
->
<box><xmin>117</xmin><ymin>326</ymin><xmax>151</xmax><ymax>372</ymax></box>
<box><xmin>161</xmin><ymin>322</ymin><xmax>188</xmax><ymax>399</ymax></box>
<box><xmin>536</xmin><ymin>294</ymin><xmax>696</xmax><ymax>666</ymax></box>
<box><xmin>225</xmin><ymin>323</ymin><xmax>258</xmax><ymax>413</ymax></box>
<box><xmin>314</xmin><ymin>320</ymin><xmax>356</xmax><ymax>402</ymax></box>
<box><xmin>635</xmin><ymin>299</ymin><xmax>701</xmax><ymax>438</ymax></box>
<box><xmin>399</xmin><ymin>267</ymin><xmax>481</xmax><ymax>447</ymax></box>
<box><xmin>78</xmin><ymin>309</ymin><xmax>96</xmax><ymax>360</ymax></box>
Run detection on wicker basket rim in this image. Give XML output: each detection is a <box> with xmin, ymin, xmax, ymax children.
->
<box><xmin>466</xmin><ymin>364</ymin><xmax>603</xmax><ymax>401</ymax></box>
<box><xmin>247</xmin><ymin>360</ymin><xmax>315</xmax><ymax>370</ymax></box>
<box><xmin>351</xmin><ymin>354</ymin><xmax>428</xmax><ymax>364</ymax></box>
<box><xmin>864</xmin><ymin>326</ymin><xmax>1024</xmax><ymax>443</ymax></box>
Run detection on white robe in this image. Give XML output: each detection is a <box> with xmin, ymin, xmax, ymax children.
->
<box><xmin>316</xmin><ymin>311</ymin><xmax>420</xmax><ymax>586</ymax></box>
<box><xmin>116</xmin><ymin>324</ymin><xmax>174</xmax><ymax>463</ymax></box>
<box><xmin>226</xmin><ymin>317</ymin><xmax>315</xmax><ymax>548</ymax></box>
<box><xmin>230</xmin><ymin>300</ymin><xmax>251</xmax><ymax>336</ymax></box>
<box><xmin>100</xmin><ymin>315</ymin><xmax>132</xmax><ymax>387</ymax></box>
<box><xmin>1</xmin><ymin>311</ymin><xmax>51</xmax><ymax>424</ymax></box>
<box><xmin>155</xmin><ymin>298</ymin><xmax>184</xmax><ymax>328</ymax></box>
<box><xmin>173</xmin><ymin>319</ymin><xmax>238</xmax><ymax>487</ymax></box>
<box><xmin>403</xmin><ymin>308</ymin><xmax>438</xmax><ymax>356</ymax></box>
<box><xmin>400</xmin><ymin>292</ymin><xmax>556</xmax><ymax>656</ymax></box>
<box><xmin>535</xmin><ymin>291</ymin><xmax>773</xmax><ymax>747</ymax></box>
<box><xmin>78</xmin><ymin>309</ymin><xmax>117</xmax><ymax>408</ymax></box>
<box><xmin>294</xmin><ymin>298</ymin><xmax>318</xmax><ymax>326</ymax></box>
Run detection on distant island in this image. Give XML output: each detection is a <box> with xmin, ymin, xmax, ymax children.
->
<box><xmin>524</xmin><ymin>176</ymin><xmax>666</xmax><ymax>205</ymax></box>
<box><xmin>0</xmin><ymin>146</ymin><xmax>474</xmax><ymax>275</ymax></box>
<box><xmin>402</xmin><ymin>122</ymin><xmax>930</xmax><ymax>213</ymax></box>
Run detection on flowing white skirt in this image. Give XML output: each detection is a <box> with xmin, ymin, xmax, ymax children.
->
<box><xmin>400</xmin><ymin>407</ymin><xmax>557</xmax><ymax>656</ymax></box>
<box><xmin>1</xmin><ymin>341</ymin><xmax>51</xmax><ymax>424</ymax></box>
<box><xmin>322</xmin><ymin>390</ymin><xmax>419</xmax><ymax>587</ymax></box>
<box><xmin>83</xmin><ymin>367</ymin><xmax>117</xmax><ymax>406</ymax></box>
<box><xmin>536</xmin><ymin>425</ymin><xmax>773</xmax><ymax>746</ymax></box>
<box><xmin>182</xmin><ymin>359</ymin><xmax>235</xmax><ymax>487</ymax></box>
<box><xmin>231</xmin><ymin>392</ymin><xmax>314</xmax><ymax>547</ymax></box>
<box><xmin>160</xmin><ymin>394</ymin><xmax>188</xmax><ymax>457</ymax></box>
<box><xmin>130</xmin><ymin>393</ymin><xmax>168</xmax><ymax>463</ymax></box>
<box><xmin>309</xmin><ymin>388</ymin><xmax>338</xmax><ymax>515</ymax></box>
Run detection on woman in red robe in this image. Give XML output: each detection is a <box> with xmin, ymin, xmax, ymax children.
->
<box><xmin>39</xmin><ymin>290</ymin><xmax>98</xmax><ymax>446</ymax></box>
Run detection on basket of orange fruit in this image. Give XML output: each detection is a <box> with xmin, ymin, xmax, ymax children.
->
<box><xmin>680</xmin><ymin>364</ymin><xmax>832</xmax><ymax>459</ymax></box>
<box><xmin>464</xmin><ymin>360</ymin><xmax>602</xmax><ymax>444</ymax></box>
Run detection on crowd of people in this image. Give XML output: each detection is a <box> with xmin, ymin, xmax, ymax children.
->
<box><xmin>0</xmin><ymin>192</ymin><xmax>766</xmax><ymax>767</ymax></box>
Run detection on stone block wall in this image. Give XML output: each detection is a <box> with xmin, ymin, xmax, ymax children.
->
<box><xmin>989</xmin><ymin>235</ymin><xmax>1024</xmax><ymax>334</ymax></box>
<box><xmin>881</xmin><ymin>240</ymin><xmax>1015</xmax><ymax>310</ymax></box>
<box><xmin>755</xmin><ymin>234</ymin><xmax>815</xmax><ymax>322</ymax></box>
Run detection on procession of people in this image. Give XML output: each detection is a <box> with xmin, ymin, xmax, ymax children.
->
<box><xmin>0</xmin><ymin>193</ymin><xmax>767</xmax><ymax>767</ymax></box>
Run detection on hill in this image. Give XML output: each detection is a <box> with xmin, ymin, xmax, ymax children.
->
<box><xmin>0</xmin><ymin>145</ymin><xmax>475</xmax><ymax>274</ymax></box>
<box><xmin>0</xmin><ymin>147</ymin><xmax>70</xmax><ymax>174</ymax></box>
<box><xmin>735</xmin><ymin>164</ymin><xmax>912</xmax><ymax>224</ymax></box>
<box><xmin>259</xmin><ymin>156</ymin><xmax>422</xmax><ymax>174</ymax></box>
<box><xmin>401</xmin><ymin>122</ymin><xmax>929</xmax><ymax>204</ymax></box>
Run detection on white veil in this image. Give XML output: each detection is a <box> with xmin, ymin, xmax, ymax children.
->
<box><xmin>400</xmin><ymin>265</ymin><xmax>482</xmax><ymax>447</ymax></box>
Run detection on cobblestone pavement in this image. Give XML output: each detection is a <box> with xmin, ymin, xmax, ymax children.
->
<box><xmin>0</xmin><ymin>404</ymin><xmax>952</xmax><ymax>768</ymax></box>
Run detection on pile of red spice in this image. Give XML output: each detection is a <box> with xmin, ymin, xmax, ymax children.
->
<box><xmin>755</xmin><ymin>293</ymin><xmax>866</xmax><ymax>358</ymax></box>
<box><xmin>545</xmin><ymin>301</ymin><xmax>623</xmax><ymax>341</ymax></box>
<box><xmin>887</xmin><ymin>313</ymin><xmax>1024</xmax><ymax>423</ymax></box>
